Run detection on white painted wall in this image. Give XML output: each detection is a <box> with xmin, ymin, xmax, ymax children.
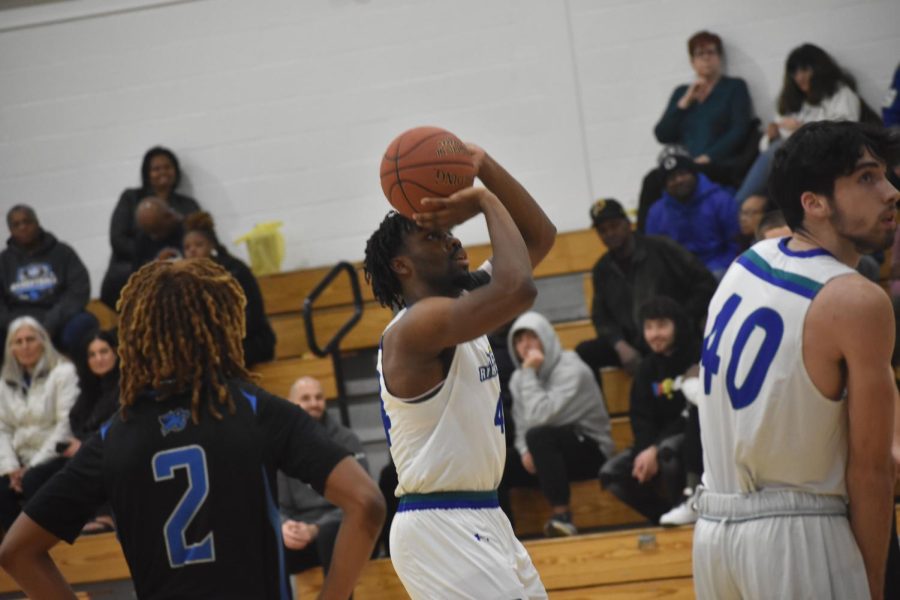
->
<box><xmin>1</xmin><ymin>0</ymin><xmax>898</xmax><ymax>295</ymax></box>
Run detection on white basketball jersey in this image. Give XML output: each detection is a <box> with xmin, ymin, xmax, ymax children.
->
<box><xmin>377</xmin><ymin>309</ymin><xmax>506</xmax><ymax>495</ymax></box>
<box><xmin>699</xmin><ymin>238</ymin><xmax>856</xmax><ymax>496</ymax></box>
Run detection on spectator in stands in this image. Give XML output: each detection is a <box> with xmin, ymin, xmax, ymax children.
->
<box><xmin>737</xmin><ymin>194</ymin><xmax>773</xmax><ymax>252</ymax></box>
<box><xmin>735</xmin><ymin>43</ymin><xmax>871</xmax><ymax>205</ymax></box>
<box><xmin>278</xmin><ymin>376</ymin><xmax>369</xmax><ymax>576</ymax></box>
<box><xmin>133</xmin><ymin>198</ymin><xmax>186</xmax><ymax>267</ymax></box>
<box><xmin>645</xmin><ymin>147</ymin><xmax>740</xmax><ymax>278</ymax></box>
<box><xmin>65</xmin><ymin>329</ymin><xmax>120</xmax><ymax>534</ymax></box>
<box><xmin>576</xmin><ymin>199</ymin><xmax>716</xmax><ymax>381</ymax></box>
<box><xmin>756</xmin><ymin>209</ymin><xmax>791</xmax><ymax>241</ymax></box>
<box><xmin>638</xmin><ymin>30</ymin><xmax>756</xmax><ymax>229</ymax></box>
<box><xmin>0</xmin><ymin>205</ymin><xmax>97</xmax><ymax>354</ymax></box>
<box><xmin>183</xmin><ymin>212</ymin><xmax>276</xmax><ymax>367</ymax></box>
<box><xmin>0</xmin><ymin>317</ymin><xmax>78</xmax><ymax>531</ymax></box>
<box><xmin>599</xmin><ymin>297</ymin><xmax>699</xmax><ymax>524</ymax></box>
<box><xmin>100</xmin><ymin>146</ymin><xmax>199</xmax><ymax>309</ymax></box>
<box><xmin>885</xmin><ymin>62</ymin><xmax>900</xmax><ymax>128</ymax></box>
<box><xmin>507</xmin><ymin>311</ymin><xmax>615</xmax><ymax>537</ymax></box>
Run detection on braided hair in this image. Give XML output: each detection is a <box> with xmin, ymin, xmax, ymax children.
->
<box><xmin>117</xmin><ymin>258</ymin><xmax>253</xmax><ymax>423</ymax></box>
<box><xmin>183</xmin><ymin>211</ymin><xmax>233</xmax><ymax>258</ymax></box>
<box><xmin>363</xmin><ymin>211</ymin><xmax>417</xmax><ymax>310</ymax></box>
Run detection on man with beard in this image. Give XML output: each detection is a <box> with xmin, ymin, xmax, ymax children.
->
<box><xmin>363</xmin><ymin>144</ymin><xmax>555</xmax><ymax>599</ymax></box>
<box><xmin>693</xmin><ymin>121</ymin><xmax>900</xmax><ymax>600</ymax></box>
<box><xmin>646</xmin><ymin>146</ymin><xmax>739</xmax><ymax>279</ymax></box>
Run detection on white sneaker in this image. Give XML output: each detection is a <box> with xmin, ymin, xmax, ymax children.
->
<box><xmin>659</xmin><ymin>489</ymin><xmax>698</xmax><ymax>527</ymax></box>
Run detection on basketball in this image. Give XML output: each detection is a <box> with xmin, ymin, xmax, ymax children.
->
<box><xmin>380</xmin><ymin>126</ymin><xmax>476</xmax><ymax>218</ymax></box>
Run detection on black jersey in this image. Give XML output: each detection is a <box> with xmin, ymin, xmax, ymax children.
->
<box><xmin>25</xmin><ymin>379</ymin><xmax>350</xmax><ymax>599</ymax></box>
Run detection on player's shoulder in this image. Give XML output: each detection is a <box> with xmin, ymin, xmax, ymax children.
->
<box><xmin>811</xmin><ymin>272</ymin><xmax>893</xmax><ymax>332</ymax></box>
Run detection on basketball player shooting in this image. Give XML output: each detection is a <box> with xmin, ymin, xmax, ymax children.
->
<box><xmin>0</xmin><ymin>259</ymin><xmax>385</xmax><ymax>600</ymax></box>
<box><xmin>364</xmin><ymin>143</ymin><xmax>555</xmax><ymax>599</ymax></box>
<box><xmin>693</xmin><ymin>121</ymin><xmax>900</xmax><ymax>600</ymax></box>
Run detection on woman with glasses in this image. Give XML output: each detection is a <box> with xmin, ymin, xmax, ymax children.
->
<box><xmin>0</xmin><ymin>317</ymin><xmax>78</xmax><ymax>531</ymax></box>
<box><xmin>639</xmin><ymin>31</ymin><xmax>755</xmax><ymax>230</ymax></box>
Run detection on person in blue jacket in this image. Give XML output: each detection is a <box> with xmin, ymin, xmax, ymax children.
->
<box><xmin>645</xmin><ymin>147</ymin><xmax>739</xmax><ymax>279</ymax></box>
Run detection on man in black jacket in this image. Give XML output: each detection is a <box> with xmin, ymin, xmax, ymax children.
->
<box><xmin>575</xmin><ymin>198</ymin><xmax>716</xmax><ymax>379</ymax></box>
<box><xmin>0</xmin><ymin>205</ymin><xmax>97</xmax><ymax>352</ymax></box>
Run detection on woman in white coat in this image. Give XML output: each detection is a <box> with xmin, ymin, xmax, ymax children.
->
<box><xmin>0</xmin><ymin>316</ymin><xmax>78</xmax><ymax>530</ymax></box>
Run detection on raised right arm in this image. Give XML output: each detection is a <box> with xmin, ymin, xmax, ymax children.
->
<box><xmin>390</xmin><ymin>187</ymin><xmax>537</xmax><ymax>356</ymax></box>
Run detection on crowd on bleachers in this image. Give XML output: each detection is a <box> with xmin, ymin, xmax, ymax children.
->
<box><xmin>0</xmin><ymin>30</ymin><xmax>898</xmax><ymax>584</ymax></box>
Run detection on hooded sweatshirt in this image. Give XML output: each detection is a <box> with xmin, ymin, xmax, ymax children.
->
<box><xmin>507</xmin><ymin>312</ymin><xmax>614</xmax><ymax>459</ymax></box>
<box><xmin>0</xmin><ymin>231</ymin><xmax>90</xmax><ymax>338</ymax></box>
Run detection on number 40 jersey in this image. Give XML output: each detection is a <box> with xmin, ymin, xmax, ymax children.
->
<box><xmin>698</xmin><ymin>238</ymin><xmax>856</xmax><ymax>497</ymax></box>
<box><xmin>24</xmin><ymin>381</ymin><xmax>349</xmax><ymax>600</ymax></box>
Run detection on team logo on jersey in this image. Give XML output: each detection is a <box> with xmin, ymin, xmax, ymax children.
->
<box><xmin>478</xmin><ymin>351</ymin><xmax>498</xmax><ymax>382</ymax></box>
<box><xmin>159</xmin><ymin>408</ymin><xmax>191</xmax><ymax>436</ymax></box>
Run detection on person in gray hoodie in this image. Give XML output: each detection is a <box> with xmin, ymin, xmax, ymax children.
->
<box><xmin>508</xmin><ymin>311</ymin><xmax>615</xmax><ymax>537</ymax></box>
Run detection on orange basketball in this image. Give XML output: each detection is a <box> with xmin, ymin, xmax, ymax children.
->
<box><xmin>380</xmin><ymin>126</ymin><xmax>476</xmax><ymax>218</ymax></box>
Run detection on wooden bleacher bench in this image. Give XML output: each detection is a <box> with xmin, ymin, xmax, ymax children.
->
<box><xmin>293</xmin><ymin>525</ymin><xmax>696</xmax><ymax>599</ymax></box>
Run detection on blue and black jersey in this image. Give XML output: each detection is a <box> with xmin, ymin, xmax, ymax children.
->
<box><xmin>25</xmin><ymin>379</ymin><xmax>349</xmax><ymax>600</ymax></box>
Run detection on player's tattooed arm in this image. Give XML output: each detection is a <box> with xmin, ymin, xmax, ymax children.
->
<box><xmin>0</xmin><ymin>514</ymin><xmax>77</xmax><ymax>600</ymax></box>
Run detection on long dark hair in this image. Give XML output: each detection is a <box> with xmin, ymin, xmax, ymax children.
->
<box><xmin>777</xmin><ymin>44</ymin><xmax>855</xmax><ymax>115</ymax></box>
<box><xmin>140</xmin><ymin>146</ymin><xmax>182</xmax><ymax>191</ymax></box>
<box><xmin>73</xmin><ymin>329</ymin><xmax>120</xmax><ymax>396</ymax></box>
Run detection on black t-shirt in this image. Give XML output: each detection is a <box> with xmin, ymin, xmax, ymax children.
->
<box><xmin>25</xmin><ymin>379</ymin><xmax>350</xmax><ymax>600</ymax></box>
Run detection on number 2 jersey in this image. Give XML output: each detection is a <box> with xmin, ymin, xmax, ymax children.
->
<box><xmin>699</xmin><ymin>238</ymin><xmax>856</xmax><ymax>497</ymax></box>
<box><xmin>24</xmin><ymin>380</ymin><xmax>350</xmax><ymax>600</ymax></box>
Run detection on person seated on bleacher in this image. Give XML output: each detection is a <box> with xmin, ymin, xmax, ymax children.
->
<box><xmin>599</xmin><ymin>297</ymin><xmax>699</xmax><ymax>524</ymax></box>
<box><xmin>645</xmin><ymin>146</ymin><xmax>739</xmax><ymax>279</ymax></box>
<box><xmin>737</xmin><ymin>194</ymin><xmax>773</xmax><ymax>253</ymax></box>
<box><xmin>133</xmin><ymin>197</ymin><xmax>186</xmax><ymax>266</ymax></box>
<box><xmin>278</xmin><ymin>376</ymin><xmax>370</xmax><ymax>576</ymax></box>
<box><xmin>638</xmin><ymin>30</ymin><xmax>756</xmax><ymax>229</ymax></box>
<box><xmin>65</xmin><ymin>329</ymin><xmax>120</xmax><ymax>535</ymax></box>
<box><xmin>100</xmin><ymin>146</ymin><xmax>200</xmax><ymax>309</ymax></box>
<box><xmin>0</xmin><ymin>205</ymin><xmax>97</xmax><ymax>355</ymax></box>
<box><xmin>734</xmin><ymin>43</ymin><xmax>876</xmax><ymax>207</ymax></box>
<box><xmin>507</xmin><ymin>311</ymin><xmax>615</xmax><ymax>538</ymax></box>
<box><xmin>0</xmin><ymin>317</ymin><xmax>78</xmax><ymax>532</ymax></box>
<box><xmin>183</xmin><ymin>211</ymin><xmax>276</xmax><ymax>367</ymax></box>
<box><xmin>575</xmin><ymin>198</ymin><xmax>716</xmax><ymax>381</ymax></box>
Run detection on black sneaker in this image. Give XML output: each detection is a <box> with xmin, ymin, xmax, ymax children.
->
<box><xmin>543</xmin><ymin>512</ymin><xmax>578</xmax><ymax>537</ymax></box>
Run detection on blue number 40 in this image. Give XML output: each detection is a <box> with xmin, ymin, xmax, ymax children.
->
<box><xmin>701</xmin><ymin>293</ymin><xmax>784</xmax><ymax>410</ymax></box>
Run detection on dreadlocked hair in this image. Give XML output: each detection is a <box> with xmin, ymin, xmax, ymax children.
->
<box><xmin>363</xmin><ymin>211</ymin><xmax>417</xmax><ymax>310</ymax></box>
<box><xmin>117</xmin><ymin>258</ymin><xmax>254</xmax><ymax>423</ymax></box>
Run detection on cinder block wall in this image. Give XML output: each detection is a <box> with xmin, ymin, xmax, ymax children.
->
<box><xmin>1</xmin><ymin>0</ymin><xmax>897</xmax><ymax>294</ymax></box>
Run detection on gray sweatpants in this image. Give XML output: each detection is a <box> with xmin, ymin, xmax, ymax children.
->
<box><xmin>692</xmin><ymin>489</ymin><xmax>869</xmax><ymax>599</ymax></box>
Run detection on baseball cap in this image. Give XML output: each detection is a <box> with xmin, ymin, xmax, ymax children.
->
<box><xmin>658</xmin><ymin>145</ymin><xmax>696</xmax><ymax>179</ymax></box>
<box><xmin>589</xmin><ymin>198</ymin><xmax>628</xmax><ymax>226</ymax></box>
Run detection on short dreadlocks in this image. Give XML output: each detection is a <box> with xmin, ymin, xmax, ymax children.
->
<box><xmin>363</xmin><ymin>211</ymin><xmax>418</xmax><ymax>310</ymax></box>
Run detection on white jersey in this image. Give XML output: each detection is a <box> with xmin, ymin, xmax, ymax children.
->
<box><xmin>699</xmin><ymin>238</ymin><xmax>856</xmax><ymax>497</ymax></box>
<box><xmin>377</xmin><ymin>308</ymin><xmax>505</xmax><ymax>495</ymax></box>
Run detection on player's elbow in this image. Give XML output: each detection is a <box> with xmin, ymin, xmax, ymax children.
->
<box><xmin>508</xmin><ymin>278</ymin><xmax>538</xmax><ymax>314</ymax></box>
<box><xmin>349</xmin><ymin>482</ymin><xmax>386</xmax><ymax>535</ymax></box>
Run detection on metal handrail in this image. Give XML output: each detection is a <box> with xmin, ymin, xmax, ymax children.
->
<box><xmin>302</xmin><ymin>261</ymin><xmax>364</xmax><ymax>426</ymax></box>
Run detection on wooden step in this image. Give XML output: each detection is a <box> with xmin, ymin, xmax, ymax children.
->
<box><xmin>550</xmin><ymin>577</ymin><xmax>694</xmax><ymax>599</ymax></box>
<box><xmin>252</xmin><ymin>356</ymin><xmax>336</xmax><ymax>399</ymax></box>
<box><xmin>610</xmin><ymin>416</ymin><xmax>634</xmax><ymax>452</ymax></box>
<box><xmin>509</xmin><ymin>479</ymin><xmax>647</xmax><ymax>538</ymax></box>
<box><xmin>258</xmin><ymin>229</ymin><xmax>605</xmax><ymax>317</ymax></box>
<box><xmin>601</xmin><ymin>368</ymin><xmax>632</xmax><ymax>415</ymax></box>
<box><xmin>295</xmin><ymin>525</ymin><xmax>694</xmax><ymax>598</ymax></box>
